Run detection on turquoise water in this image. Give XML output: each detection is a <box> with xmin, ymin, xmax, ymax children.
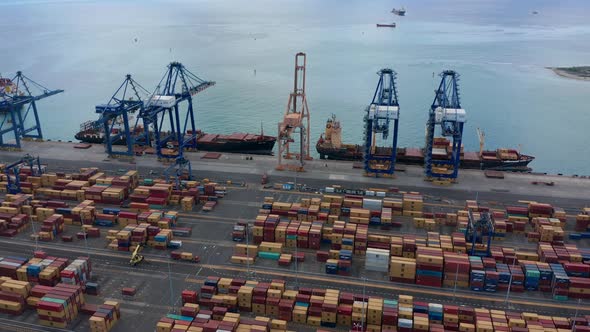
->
<box><xmin>1</xmin><ymin>0</ymin><xmax>589</xmax><ymax>174</ymax></box>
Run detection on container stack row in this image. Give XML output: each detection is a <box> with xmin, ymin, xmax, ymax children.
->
<box><xmin>1</xmin><ymin>254</ymin><xmax>91</xmax><ymax>288</ymax></box>
<box><xmin>155</xmin><ymin>276</ymin><xmax>590</xmax><ymax>332</ymax></box>
<box><xmin>4</xmin><ymin>167</ymin><xmax>227</xmax><ymax>215</ymax></box>
<box><xmin>88</xmin><ymin>300</ymin><xmax>121</xmax><ymax>332</ymax></box>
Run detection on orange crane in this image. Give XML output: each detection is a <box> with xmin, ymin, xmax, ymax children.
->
<box><xmin>276</xmin><ymin>53</ymin><xmax>312</xmax><ymax>172</ymax></box>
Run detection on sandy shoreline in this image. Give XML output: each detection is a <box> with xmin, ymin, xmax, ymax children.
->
<box><xmin>547</xmin><ymin>67</ymin><xmax>590</xmax><ymax>81</ymax></box>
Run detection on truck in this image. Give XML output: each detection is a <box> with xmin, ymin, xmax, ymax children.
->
<box><xmin>232</xmin><ymin>221</ymin><xmax>249</xmax><ymax>242</ymax></box>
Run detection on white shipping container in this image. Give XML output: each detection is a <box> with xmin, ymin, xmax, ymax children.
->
<box><xmin>149</xmin><ymin>95</ymin><xmax>176</xmax><ymax>108</ymax></box>
<box><xmin>399</xmin><ymin>319</ymin><xmax>413</xmax><ymax>328</ymax></box>
<box><xmin>366</xmin><ymin>248</ymin><xmax>390</xmax><ymax>257</ymax></box>
<box><xmin>365</xmin><ymin>190</ymin><xmax>375</xmax><ymax>196</ymax></box>
<box><xmin>376</xmin><ymin>191</ymin><xmax>386</xmax><ymax>197</ymax></box>
<box><xmin>429</xmin><ymin>303</ymin><xmax>443</xmax><ymax>312</ymax></box>
<box><xmin>365</xmin><ymin>264</ymin><xmax>389</xmax><ymax>272</ymax></box>
<box><xmin>170</xmin><ymin>240</ymin><xmax>183</xmax><ymax>247</ymax></box>
<box><xmin>399</xmin><ymin>306</ymin><xmax>412</xmax><ymax>313</ymax></box>
<box><xmin>363</xmin><ymin>198</ymin><xmax>382</xmax><ymax>211</ymax></box>
<box><xmin>0</xmin><ymin>261</ymin><xmax>21</xmax><ymax>267</ymax></box>
<box><xmin>432</xmin><ymin>148</ymin><xmax>448</xmax><ymax>156</ymax></box>
<box><xmin>365</xmin><ymin>258</ymin><xmax>389</xmax><ymax>264</ymax></box>
<box><xmin>325</xmin><ymin>187</ymin><xmax>335</xmax><ymax>193</ymax></box>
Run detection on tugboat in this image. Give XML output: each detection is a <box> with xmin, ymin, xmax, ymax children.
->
<box><xmin>316</xmin><ymin>115</ymin><xmax>535</xmax><ymax>171</ymax></box>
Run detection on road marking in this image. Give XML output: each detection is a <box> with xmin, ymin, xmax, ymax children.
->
<box><xmin>186</xmin><ymin>264</ymin><xmax>590</xmax><ymax>312</ymax></box>
<box><xmin>1</xmin><ymin>234</ymin><xmax>587</xmax><ymax>314</ymax></box>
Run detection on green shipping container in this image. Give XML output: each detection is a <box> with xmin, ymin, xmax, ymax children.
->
<box><xmin>258</xmin><ymin>252</ymin><xmax>281</xmax><ymax>260</ymax></box>
<box><xmin>166</xmin><ymin>314</ymin><xmax>194</xmax><ymax>321</ymax></box>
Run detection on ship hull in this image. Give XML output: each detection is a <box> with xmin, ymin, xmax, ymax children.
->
<box><xmin>196</xmin><ymin>140</ymin><xmax>275</xmax><ymax>155</ymax></box>
<box><xmin>317</xmin><ymin>144</ymin><xmax>534</xmax><ymax>171</ymax></box>
<box><xmin>75</xmin><ymin>132</ymin><xmax>275</xmax><ymax>155</ymax></box>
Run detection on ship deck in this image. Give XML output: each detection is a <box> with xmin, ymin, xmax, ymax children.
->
<box><xmin>0</xmin><ymin>141</ymin><xmax>589</xmax><ymax>331</ymax></box>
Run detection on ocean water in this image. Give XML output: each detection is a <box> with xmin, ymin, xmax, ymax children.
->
<box><xmin>1</xmin><ymin>0</ymin><xmax>589</xmax><ymax>174</ymax></box>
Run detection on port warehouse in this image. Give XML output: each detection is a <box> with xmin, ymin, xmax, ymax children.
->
<box><xmin>0</xmin><ymin>157</ymin><xmax>588</xmax><ymax>331</ymax></box>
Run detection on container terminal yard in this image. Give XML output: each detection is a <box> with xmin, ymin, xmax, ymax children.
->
<box><xmin>1</xmin><ymin>59</ymin><xmax>590</xmax><ymax>332</ymax></box>
<box><xmin>0</xmin><ymin>140</ymin><xmax>589</xmax><ymax>332</ymax></box>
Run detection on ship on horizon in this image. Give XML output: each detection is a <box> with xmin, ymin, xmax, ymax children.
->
<box><xmin>316</xmin><ymin>115</ymin><xmax>534</xmax><ymax>171</ymax></box>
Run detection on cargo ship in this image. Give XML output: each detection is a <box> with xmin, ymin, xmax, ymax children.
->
<box><xmin>316</xmin><ymin>115</ymin><xmax>535</xmax><ymax>171</ymax></box>
<box><xmin>75</xmin><ymin>121</ymin><xmax>276</xmax><ymax>155</ymax></box>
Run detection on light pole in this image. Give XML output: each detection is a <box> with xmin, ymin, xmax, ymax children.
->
<box><xmin>29</xmin><ymin>211</ymin><xmax>38</xmax><ymax>252</ymax></box>
<box><xmin>572</xmin><ymin>298</ymin><xmax>581</xmax><ymax>332</ymax></box>
<box><xmin>361</xmin><ymin>275</ymin><xmax>367</xmax><ymax>331</ymax></box>
<box><xmin>294</xmin><ymin>241</ymin><xmax>299</xmax><ymax>288</ymax></box>
<box><xmin>80</xmin><ymin>215</ymin><xmax>90</xmax><ymax>258</ymax></box>
<box><xmin>504</xmin><ymin>251</ymin><xmax>517</xmax><ymax>305</ymax></box>
<box><xmin>168</xmin><ymin>260</ymin><xmax>175</xmax><ymax>312</ymax></box>
<box><xmin>453</xmin><ymin>261</ymin><xmax>459</xmax><ymax>298</ymax></box>
<box><xmin>245</xmin><ymin>220</ymin><xmax>251</xmax><ymax>277</ymax></box>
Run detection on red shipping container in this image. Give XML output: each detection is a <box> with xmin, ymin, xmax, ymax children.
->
<box><xmin>36</xmin><ymin>301</ymin><xmax>63</xmax><ymax>312</ymax></box>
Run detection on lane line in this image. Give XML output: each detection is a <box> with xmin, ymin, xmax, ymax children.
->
<box><xmin>1</xmin><ymin>238</ymin><xmax>585</xmax><ymax>313</ymax></box>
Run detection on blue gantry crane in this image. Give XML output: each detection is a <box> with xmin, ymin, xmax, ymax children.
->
<box><xmin>163</xmin><ymin>156</ymin><xmax>192</xmax><ymax>190</ymax></box>
<box><xmin>424</xmin><ymin>70</ymin><xmax>466</xmax><ymax>182</ymax></box>
<box><xmin>0</xmin><ymin>72</ymin><xmax>63</xmax><ymax>149</ymax></box>
<box><xmin>465</xmin><ymin>210</ymin><xmax>494</xmax><ymax>257</ymax></box>
<box><xmin>363</xmin><ymin>69</ymin><xmax>400</xmax><ymax>177</ymax></box>
<box><xmin>141</xmin><ymin>62</ymin><xmax>215</xmax><ymax>160</ymax></box>
<box><xmin>95</xmin><ymin>75</ymin><xmax>151</xmax><ymax>157</ymax></box>
<box><xmin>140</xmin><ymin>62</ymin><xmax>215</xmax><ymax>185</ymax></box>
<box><xmin>4</xmin><ymin>154</ymin><xmax>43</xmax><ymax>194</ymax></box>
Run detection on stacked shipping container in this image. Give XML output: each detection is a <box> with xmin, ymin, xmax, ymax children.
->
<box><xmin>155</xmin><ymin>276</ymin><xmax>590</xmax><ymax>332</ymax></box>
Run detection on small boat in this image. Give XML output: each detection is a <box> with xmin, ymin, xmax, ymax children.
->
<box><xmin>376</xmin><ymin>23</ymin><xmax>396</xmax><ymax>28</ymax></box>
<box><xmin>391</xmin><ymin>7</ymin><xmax>406</xmax><ymax>16</ymax></box>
